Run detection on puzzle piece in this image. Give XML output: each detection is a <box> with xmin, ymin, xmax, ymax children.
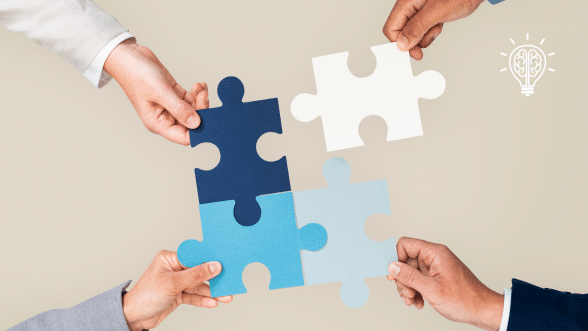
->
<box><xmin>177</xmin><ymin>192</ymin><xmax>327</xmax><ymax>298</ymax></box>
<box><xmin>291</xmin><ymin>43</ymin><xmax>446</xmax><ymax>152</ymax></box>
<box><xmin>190</xmin><ymin>76</ymin><xmax>291</xmax><ymax>226</ymax></box>
<box><xmin>293</xmin><ymin>157</ymin><xmax>397</xmax><ymax>308</ymax></box>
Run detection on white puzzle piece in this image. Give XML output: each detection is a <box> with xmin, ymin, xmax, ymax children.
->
<box><xmin>291</xmin><ymin>43</ymin><xmax>446</xmax><ymax>152</ymax></box>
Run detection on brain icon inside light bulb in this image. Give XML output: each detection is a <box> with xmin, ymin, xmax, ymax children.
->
<box><xmin>509</xmin><ymin>45</ymin><xmax>546</xmax><ymax>96</ymax></box>
<box><xmin>501</xmin><ymin>33</ymin><xmax>555</xmax><ymax>96</ymax></box>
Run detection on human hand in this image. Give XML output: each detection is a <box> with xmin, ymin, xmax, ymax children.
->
<box><xmin>382</xmin><ymin>0</ymin><xmax>485</xmax><ymax>60</ymax></box>
<box><xmin>388</xmin><ymin>237</ymin><xmax>503</xmax><ymax>331</ymax></box>
<box><xmin>104</xmin><ymin>39</ymin><xmax>209</xmax><ymax>145</ymax></box>
<box><xmin>122</xmin><ymin>250</ymin><xmax>232</xmax><ymax>331</ymax></box>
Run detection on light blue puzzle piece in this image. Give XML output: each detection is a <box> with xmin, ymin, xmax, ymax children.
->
<box><xmin>293</xmin><ymin>157</ymin><xmax>397</xmax><ymax>308</ymax></box>
<box><xmin>178</xmin><ymin>192</ymin><xmax>327</xmax><ymax>298</ymax></box>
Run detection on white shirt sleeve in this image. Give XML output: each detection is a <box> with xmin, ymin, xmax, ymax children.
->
<box><xmin>499</xmin><ymin>287</ymin><xmax>512</xmax><ymax>331</ymax></box>
<box><xmin>83</xmin><ymin>32</ymin><xmax>134</xmax><ymax>88</ymax></box>
<box><xmin>0</xmin><ymin>0</ymin><xmax>129</xmax><ymax>87</ymax></box>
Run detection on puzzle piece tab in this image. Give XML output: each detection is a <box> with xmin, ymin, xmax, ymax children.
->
<box><xmin>178</xmin><ymin>192</ymin><xmax>327</xmax><ymax>298</ymax></box>
<box><xmin>190</xmin><ymin>76</ymin><xmax>291</xmax><ymax>226</ymax></box>
<box><xmin>293</xmin><ymin>157</ymin><xmax>397</xmax><ymax>308</ymax></box>
<box><xmin>291</xmin><ymin>43</ymin><xmax>446</xmax><ymax>152</ymax></box>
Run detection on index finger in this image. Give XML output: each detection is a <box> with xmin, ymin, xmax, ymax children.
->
<box><xmin>396</xmin><ymin>236</ymin><xmax>438</xmax><ymax>265</ymax></box>
<box><xmin>383</xmin><ymin>0</ymin><xmax>424</xmax><ymax>42</ymax></box>
<box><xmin>148</xmin><ymin>110</ymin><xmax>191</xmax><ymax>145</ymax></box>
<box><xmin>160</xmin><ymin>124</ymin><xmax>191</xmax><ymax>146</ymax></box>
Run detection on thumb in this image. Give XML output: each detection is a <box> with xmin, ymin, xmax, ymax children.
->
<box><xmin>175</xmin><ymin>261</ymin><xmax>222</xmax><ymax>290</ymax></box>
<box><xmin>397</xmin><ymin>3</ymin><xmax>443</xmax><ymax>51</ymax></box>
<box><xmin>159</xmin><ymin>89</ymin><xmax>201</xmax><ymax>129</ymax></box>
<box><xmin>389</xmin><ymin>262</ymin><xmax>433</xmax><ymax>295</ymax></box>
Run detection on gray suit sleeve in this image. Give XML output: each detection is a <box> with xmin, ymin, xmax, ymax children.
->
<box><xmin>0</xmin><ymin>0</ymin><xmax>128</xmax><ymax>74</ymax></box>
<box><xmin>7</xmin><ymin>281</ymin><xmax>132</xmax><ymax>331</ymax></box>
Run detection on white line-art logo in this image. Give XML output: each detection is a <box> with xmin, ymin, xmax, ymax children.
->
<box><xmin>500</xmin><ymin>33</ymin><xmax>555</xmax><ymax>96</ymax></box>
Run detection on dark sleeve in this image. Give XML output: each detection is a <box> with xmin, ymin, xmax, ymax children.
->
<box><xmin>507</xmin><ymin>279</ymin><xmax>588</xmax><ymax>331</ymax></box>
<box><xmin>488</xmin><ymin>0</ymin><xmax>506</xmax><ymax>4</ymax></box>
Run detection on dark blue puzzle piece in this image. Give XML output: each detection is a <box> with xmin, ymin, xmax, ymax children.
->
<box><xmin>190</xmin><ymin>76</ymin><xmax>291</xmax><ymax>227</ymax></box>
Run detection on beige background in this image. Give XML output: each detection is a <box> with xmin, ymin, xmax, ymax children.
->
<box><xmin>1</xmin><ymin>0</ymin><xmax>586</xmax><ymax>330</ymax></box>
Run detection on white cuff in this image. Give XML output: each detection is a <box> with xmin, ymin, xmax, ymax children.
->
<box><xmin>82</xmin><ymin>32</ymin><xmax>134</xmax><ymax>88</ymax></box>
<box><xmin>499</xmin><ymin>287</ymin><xmax>512</xmax><ymax>331</ymax></box>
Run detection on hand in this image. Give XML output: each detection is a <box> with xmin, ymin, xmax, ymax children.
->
<box><xmin>122</xmin><ymin>250</ymin><xmax>233</xmax><ymax>331</ymax></box>
<box><xmin>382</xmin><ymin>0</ymin><xmax>485</xmax><ymax>60</ymax></box>
<box><xmin>104</xmin><ymin>39</ymin><xmax>209</xmax><ymax>145</ymax></box>
<box><xmin>388</xmin><ymin>237</ymin><xmax>503</xmax><ymax>331</ymax></box>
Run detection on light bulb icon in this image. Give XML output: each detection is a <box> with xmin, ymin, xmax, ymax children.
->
<box><xmin>509</xmin><ymin>45</ymin><xmax>546</xmax><ymax>96</ymax></box>
<box><xmin>500</xmin><ymin>33</ymin><xmax>555</xmax><ymax>96</ymax></box>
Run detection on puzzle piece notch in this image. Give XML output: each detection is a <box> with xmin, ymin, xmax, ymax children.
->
<box><xmin>178</xmin><ymin>192</ymin><xmax>327</xmax><ymax>297</ymax></box>
<box><xmin>190</xmin><ymin>76</ymin><xmax>291</xmax><ymax>227</ymax></box>
<box><xmin>294</xmin><ymin>157</ymin><xmax>397</xmax><ymax>308</ymax></box>
<box><xmin>291</xmin><ymin>43</ymin><xmax>446</xmax><ymax>152</ymax></box>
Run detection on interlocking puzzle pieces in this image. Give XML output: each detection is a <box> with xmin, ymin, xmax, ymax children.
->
<box><xmin>190</xmin><ymin>76</ymin><xmax>291</xmax><ymax>226</ymax></box>
<box><xmin>177</xmin><ymin>191</ymin><xmax>327</xmax><ymax>298</ymax></box>
<box><xmin>294</xmin><ymin>157</ymin><xmax>397</xmax><ymax>308</ymax></box>
<box><xmin>291</xmin><ymin>43</ymin><xmax>446</xmax><ymax>152</ymax></box>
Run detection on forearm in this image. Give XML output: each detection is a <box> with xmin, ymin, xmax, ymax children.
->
<box><xmin>8</xmin><ymin>281</ymin><xmax>131</xmax><ymax>331</ymax></box>
<box><xmin>0</xmin><ymin>0</ymin><xmax>131</xmax><ymax>87</ymax></box>
<box><xmin>0</xmin><ymin>0</ymin><xmax>127</xmax><ymax>72</ymax></box>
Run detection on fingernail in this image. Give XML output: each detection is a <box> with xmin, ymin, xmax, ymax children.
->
<box><xmin>389</xmin><ymin>262</ymin><xmax>401</xmax><ymax>276</ymax></box>
<box><xmin>401</xmin><ymin>289</ymin><xmax>406</xmax><ymax>296</ymax></box>
<box><xmin>187</xmin><ymin>115</ymin><xmax>199</xmax><ymax>128</ymax></box>
<box><xmin>398</xmin><ymin>35</ymin><xmax>409</xmax><ymax>50</ymax></box>
<box><xmin>208</xmin><ymin>261</ymin><xmax>221</xmax><ymax>273</ymax></box>
<box><xmin>432</xmin><ymin>32</ymin><xmax>440</xmax><ymax>41</ymax></box>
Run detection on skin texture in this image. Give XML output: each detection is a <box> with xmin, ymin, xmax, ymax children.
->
<box><xmin>382</xmin><ymin>0</ymin><xmax>485</xmax><ymax>60</ymax></box>
<box><xmin>104</xmin><ymin>39</ymin><xmax>209</xmax><ymax>145</ymax></box>
<box><xmin>388</xmin><ymin>237</ymin><xmax>504</xmax><ymax>331</ymax></box>
<box><xmin>122</xmin><ymin>250</ymin><xmax>233</xmax><ymax>331</ymax></box>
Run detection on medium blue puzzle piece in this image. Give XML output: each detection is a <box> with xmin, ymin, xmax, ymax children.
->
<box><xmin>293</xmin><ymin>157</ymin><xmax>397</xmax><ymax>308</ymax></box>
<box><xmin>189</xmin><ymin>76</ymin><xmax>291</xmax><ymax>227</ymax></box>
<box><xmin>177</xmin><ymin>192</ymin><xmax>327</xmax><ymax>298</ymax></box>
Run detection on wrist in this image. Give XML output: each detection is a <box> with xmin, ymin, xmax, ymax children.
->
<box><xmin>103</xmin><ymin>39</ymin><xmax>139</xmax><ymax>81</ymax></box>
<box><xmin>122</xmin><ymin>290</ymin><xmax>145</xmax><ymax>331</ymax></box>
<box><xmin>471</xmin><ymin>289</ymin><xmax>504</xmax><ymax>331</ymax></box>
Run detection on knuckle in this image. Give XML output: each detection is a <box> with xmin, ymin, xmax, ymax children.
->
<box><xmin>155</xmin><ymin>249</ymin><xmax>167</xmax><ymax>259</ymax></box>
<box><xmin>382</xmin><ymin>24</ymin><xmax>391</xmax><ymax>38</ymax></box>
<box><xmin>405</xmin><ymin>290</ymin><xmax>415</xmax><ymax>299</ymax></box>
<box><xmin>144</xmin><ymin>122</ymin><xmax>157</xmax><ymax>133</ymax></box>
<box><xmin>438</xmin><ymin>244</ymin><xmax>450</xmax><ymax>255</ymax></box>
<box><xmin>404</xmin><ymin>18</ymin><xmax>425</xmax><ymax>39</ymax></box>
